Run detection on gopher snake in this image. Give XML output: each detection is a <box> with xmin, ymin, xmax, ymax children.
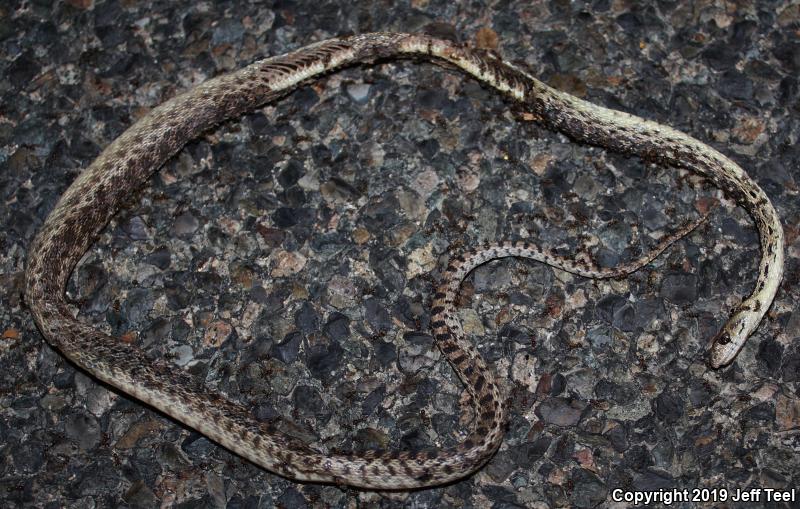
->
<box><xmin>25</xmin><ymin>33</ymin><xmax>783</xmax><ymax>488</ymax></box>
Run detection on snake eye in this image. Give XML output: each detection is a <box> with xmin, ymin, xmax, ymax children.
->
<box><xmin>715</xmin><ymin>332</ymin><xmax>731</xmax><ymax>345</ymax></box>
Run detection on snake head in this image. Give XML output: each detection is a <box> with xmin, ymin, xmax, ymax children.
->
<box><xmin>708</xmin><ymin>303</ymin><xmax>760</xmax><ymax>369</ymax></box>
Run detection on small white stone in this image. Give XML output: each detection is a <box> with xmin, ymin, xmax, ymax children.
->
<box><xmin>511</xmin><ymin>351</ymin><xmax>538</xmax><ymax>392</ymax></box>
<box><xmin>270</xmin><ymin>250</ymin><xmax>307</xmax><ymax>277</ymax></box>
<box><xmin>346</xmin><ymin>82</ymin><xmax>371</xmax><ymax>103</ymax></box>
<box><xmin>406</xmin><ymin>244</ymin><xmax>436</xmax><ymax>279</ymax></box>
<box><xmin>459</xmin><ymin>308</ymin><xmax>485</xmax><ymax>336</ymax></box>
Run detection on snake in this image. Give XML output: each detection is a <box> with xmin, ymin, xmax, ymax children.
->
<box><xmin>24</xmin><ymin>32</ymin><xmax>784</xmax><ymax>489</ymax></box>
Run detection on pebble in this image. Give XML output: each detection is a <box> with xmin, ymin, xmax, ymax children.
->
<box><xmin>346</xmin><ymin>82</ymin><xmax>371</xmax><ymax>103</ymax></box>
<box><xmin>475</xmin><ymin>27</ymin><xmax>499</xmax><ymax>50</ymax></box>
<box><xmin>276</xmin><ymin>487</ymin><xmax>309</xmax><ymax>509</ymax></box>
<box><xmin>595</xmin><ymin>379</ymin><xmax>638</xmax><ymax>405</ymax></box>
<box><xmin>659</xmin><ymin>272</ymin><xmax>698</xmax><ymax>305</ymax></box>
<box><xmin>64</xmin><ymin>412</ymin><xmax>101</xmax><ymax>450</ymax></box>
<box><xmin>145</xmin><ymin>246</ymin><xmax>171</xmax><ymax>269</ymax></box>
<box><xmin>775</xmin><ymin>394</ymin><xmax>800</xmax><ymax>431</ymax></box>
<box><xmin>325</xmin><ymin>275</ymin><xmax>358</xmax><ymax>309</ymax></box>
<box><xmin>115</xmin><ymin>419</ymin><xmax>162</xmax><ymax>449</ymax></box>
<box><xmin>373</xmin><ymin>339</ymin><xmax>397</xmax><ymax>367</ymax></box>
<box><xmin>203</xmin><ymin>320</ymin><xmax>232</xmax><ymax>347</ymax></box>
<box><xmin>306</xmin><ymin>341</ymin><xmax>344</xmax><ymax>382</ymax></box>
<box><xmin>271</xmin><ymin>249</ymin><xmax>307</xmax><ymax>277</ymax></box>
<box><xmin>399</xmin><ymin>333</ymin><xmax>439</xmax><ymax>373</ymax></box>
<box><xmin>278</xmin><ymin>159</ymin><xmax>304</xmax><ymax>188</ymax></box>
<box><xmin>511</xmin><ymin>351</ymin><xmax>538</xmax><ymax>392</ymax></box>
<box><xmin>653</xmin><ymin>390</ymin><xmax>684</xmax><ymax>424</ymax></box>
<box><xmin>458</xmin><ymin>308</ymin><xmax>485</xmax><ymax>336</ymax></box>
<box><xmin>171</xmin><ymin>211</ymin><xmax>200</xmax><ymax>238</ymax></box>
<box><xmin>171</xmin><ymin>344</ymin><xmax>194</xmax><ymax>367</ymax></box>
<box><xmin>570</xmin><ymin>469</ymin><xmax>607</xmax><ymax>509</ymax></box>
<box><xmin>587</xmin><ymin>326</ymin><xmax>612</xmax><ymax>349</ymax></box>
<box><xmin>271</xmin><ymin>332</ymin><xmax>302</xmax><ymax>364</ymax></box>
<box><xmin>406</xmin><ymin>243</ymin><xmax>436</xmax><ymax>278</ymax></box>
<box><xmin>573</xmin><ymin>174</ymin><xmax>601</xmax><ymax>200</ymax></box>
<box><xmin>211</xmin><ymin>18</ymin><xmax>244</xmax><ymax>46</ymax></box>
<box><xmin>743</xmin><ymin>401</ymin><xmax>774</xmax><ymax>423</ymax></box>
<box><xmin>364</xmin><ymin>297</ymin><xmax>392</xmax><ymax>333</ymax></box>
<box><xmin>361</xmin><ymin>386</ymin><xmax>385</xmax><ymax>417</ymax></box>
<box><xmin>633</xmin><ymin>470</ymin><xmax>674</xmax><ymax>491</ymax></box>
<box><xmin>536</xmin><ymin>398</ymin><xmax>584</xmax><ymax>427</ymax></box>
<box><xmin>485</xmin><ymin>450</ymin><xmax>517</xmax><ymax>482</ymax></box>
<box><xmin>323</xmin><ymin>312</ymin><xmax>350</xmax><ymax>341</ymax></box>
<box><xmin>509</xmin><ymin>437</ymin><xmax>551</xmax><ymax>467</ymax></box>
<box><xmin>294</xmin><ymin>301</ymin><xmax>319</xmax><ymax>333</ymax></box>
<box><xmin>121</xmin><ymin>288</ymin><xmax>153</xmax><ymax>324</ymax></box>
<box><xmin>606</xmin><ymin>425</ymin><xmax>629</xmax><ymax>452</ymax></box>
<box><xmin>122</xmin><ymin>481</ymin><xmax>158</xmax><ymax>508</ymax></box>
<box><xmin>122</xmin><ymin>216</ymin><xmax>149</xmax><ymax>240</ymax></box>
<box><xmin>293</xmin><ymin>385</ymin><xmax>324</xmax><ymax>417</ymax></box>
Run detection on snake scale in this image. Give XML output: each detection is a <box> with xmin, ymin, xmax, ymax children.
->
<box><xmin>25</xmin><ymin>32</ymin><xmax>784</xmax><ymax>488</ymax></box>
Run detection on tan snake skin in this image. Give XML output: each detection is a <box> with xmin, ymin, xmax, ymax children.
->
<box><xmin>25</xmin><ymin>33</ymin><xmax>784</xmax><ymax>488</ymax></box>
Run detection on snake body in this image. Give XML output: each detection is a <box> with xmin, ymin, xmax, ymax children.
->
<box><xmin>25</xmin><ymin>33</ymin><xmax>784</xmax><ymax>488</ymax></box>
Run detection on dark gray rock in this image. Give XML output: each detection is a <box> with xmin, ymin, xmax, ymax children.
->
<box><xmin>417</xmin><ymin>138</ymin><xmax>440</xmax><ymax>159</ymax></box>
<box><xmin>145</xmin><ymin>246</ymin><xmax>171</xmax><ymax>269</ymax></box>
<box><xmin>373</xmin><ymin>339</ymin><xmax>397</xmax><ymax>366</ymax></box>
<box><xmin>276</xmin><ymin>487</ymin><xmax>308</xmax><ymax>509</ymax></box>
<box><xmin>485</xmin><ymin>449</ymin><xmax>517</xmax><ymax>482</ymax></box>
<box><xmin>633</xmin><ymin>469</ymin><xmax>675</xmax><ymax>491</ymax></box>
<box><xmin>399</xmin><ymin>333</ymin><xmax>439</xmax><ymax>373</ymax></box>
<box><xmin>293</xmin><ymin>385</ymin><xmax>324</xmax><ymax>417</ymax></box>
<box><xmin>294</xmin><ymin>301</ymin><xmax>319</xmax><ymax>333</ymax></box>
<box><xmin>271</xmin><ymin>332</ymin><xmax>302</xmax><ymax>364</ymax></box>
<box><xmin>594</xmin><ymin>379</ymin><xmax>638</xmax><ymax>404</ymax></box>
<box><xmin>659</xmin><ymin>272</ymin><xmax>697</xmax><ymax>305</ymax></box>
<box><xmin>499</xmin><ymin>325</ymin><xmax>534</xmax><ymax>345</ymax></box>
<box><xmin>612</xmin><ymin>302</ymin><xmax>637</xmax><ymax>332</ymax></box>
<box><xmin>480</xmin><ymin>485</ymin><xmax>523</xmax><ymax>508</ymax></box>
<box><xmin>361</xmin><ymin>386</ymin><xmax>385</xmax><ymax>417</ymax></box>
<box><xmin>123</xmin><ymin>481</ymin><xmax>159</xmax><ymax>509</ymax></box>
<box><xmin>122</xmin><ymin>288</ymin><xmax>153</xmax><ymax>325</ymax></box>
<box><xmin>509</xmin><ymin>437</ymin><xmax>551</xmax><ymax>467</ymax></box>
<box><xmin>595</xmin><ymin>294</ymin><xmax>627</xmax><ymax>323</ymax></box>
<box><xmin>122</xmin><ymin>216</ymin><xmax>149</xmax><ymax>240</ymax></box>
<box><xmin>653</xmin><ymin>390</ymin><xmax>684</xmax><ymax>424</ymax></box>
<box><xmin>10</xmin><ymin>441</ymin><xmax>45</xmax><ymax>474</ymax></box>
<box><xmin>570</xmin><ymin>468</ymin><xmax>607</xmax><ymax>508</ymax></box>
<box><xmin>171</xmin><ymin>211</ymin><xmax>200</xmax><ymax>238</ymax></box>
<box><xmin>742</xmin><ymin>402</ymin><xmax>775</xmax><ymax>423</ymax></box>
<box><xmin>306</xmin><ymin>341</ymin><xmax>344</xmax><ymax>382</ymax></box>
<box><xmin>782</xmin><ymin>351</ymin><xmax>800</xmax><ymax>382</ymax></box>
<box><xmin>587</xmin><ymin>325</ymin><xmax>613</xmax><ymax>349</ymax></box>
<box><xmin>323</xmin><ymin>312</ymin><xmax>350</xmax><ymax>341</ymax></box>
<box><xmin>757</xmin><ymin>337</ymin><xmax>783</xmax><ymax>372</ymax></box>
<box><xmin>278</xmin><ymin>159</ymin><xmax>305</xmax><ymax>188</ymax></box>
<box><xmin>719</xmin><ymin>70</ymin><xmax>753</xmax><ymax>100</ymax></box>
<box><xmin>536</xmin><ymin>398</ymin><xmax>584</xmax><ymax>427</ymax></box>
<box><xmin>606</xmin><ymin>425</ymin><xmax>629</xmax><ymax>452</ymax></box>
<box><xmin>687</xmin><ymin>381</ymin><xmax>713</xmax><ymax>408</ymax></box>
<box><xmin>623</xmin><ymin>445</ymin><xmax>653</xmax><ymax>470</ymax></box>
<box><xmin>64</xmin><ymin>412</ymin><xmax>101</xmax><ymax>451</ymax></box>
<box><xmin>364</xmin><ymin>297</ymin><xmax>392</xmax><ymax>333</ymax></box>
